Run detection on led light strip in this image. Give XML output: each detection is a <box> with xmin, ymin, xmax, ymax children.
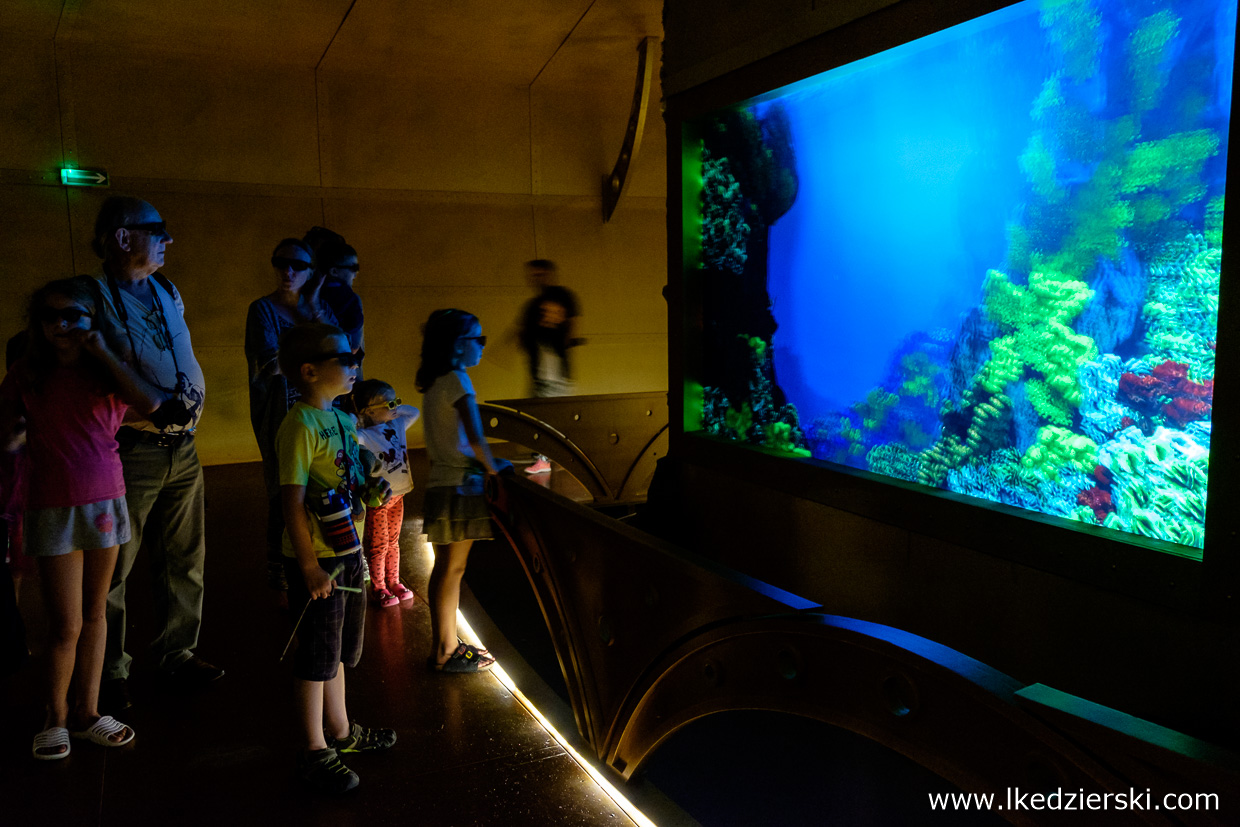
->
<box><xmin>455</xmin><ymin>608</ymin><xmax>658</xmax><ymax>827</ymax></box>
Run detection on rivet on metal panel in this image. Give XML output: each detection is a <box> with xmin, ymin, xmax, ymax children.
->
<box><xmin>573</xmin><ymin>413</ymin><xmax>580</xmax><ymax>421</ymax></box>
<box><xmin>880</xmin><ymin>673</ymin><xmax>918</xmax><ymax>718</ymax></box>
<box><xmin>532</xmin><ymin>433</ymin><xmax>539</xmax><ymax>440</ymax></box>
<box><xmin>489</xmin><ymin>417</ymin><xmax>498</xmax><ymax>428</ymax></box>
<box><xmin>702</xmin><ymin>659</ymin><xmax>724</xmax><ymax>687</ymax></box>
<box><xmin>609</xmin><ymin>432</ymin><xmax>619</xmax><ymax>445</ymax></box>
<box><xmin>598</xmin><ymin>616</ymin><xmax>615</xmax><ymax>646</ymax></box>
<box><xmin>775</xmin><ymin>648</ymin><xmax>800</xmax><ymax>680</ymax></box>
<box><xmin>532</xmin><ymin>555</ymin><xmax>542</xmax><ymax>574</ymax></box>
<box><xmin>645</xmin><ymin>410</ymin><xmax>652</xmax><ymax>416</ymax></box>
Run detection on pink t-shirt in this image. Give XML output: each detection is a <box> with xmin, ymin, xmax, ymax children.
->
<box><xmin>0</xmin><ymin>361</ymin><xmax>128</xmax><ymax>509</ymax></box>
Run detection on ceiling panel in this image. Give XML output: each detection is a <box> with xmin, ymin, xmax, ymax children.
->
<box><xmin>58</xmin><ymin>0</ymin><xmax>353</xmax><ymax>66</ymax></box>
<box><xmin>320</xmin><ymin>0</ymin><xmax>596</xmax><ymax>82</ymax></box>
<box><xmin>0</xmin><ymin>0</ymin><xmax>664</xmax><ymax>80</ymax></box>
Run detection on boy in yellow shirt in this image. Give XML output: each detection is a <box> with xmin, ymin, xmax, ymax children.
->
<box><xmin>276</xmin><ymin>322</ymin><xmax>393</xmax><ymax>793</ymax></box>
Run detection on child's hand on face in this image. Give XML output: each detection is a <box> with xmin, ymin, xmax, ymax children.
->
<box><xmin>78</xmin><ymin>329</ymin><xmax>109</xmax><ymax>358</ymax></box>
<box><xmin>302</xmin><ymin>565</ymin><xmax>335</xmax><ymax>600</ymax></box>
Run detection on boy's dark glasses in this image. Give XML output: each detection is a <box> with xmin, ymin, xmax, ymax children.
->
<box><xmin>366</xmin><ymin>397</ymin><xmax>402</xmax><ymax>410</ymax></box>
<box><xmin>122</xmin><ymin>221</ymin><xmax>168</xmax><ymax>237</ymax></box>
<box><xmin>313</xmin><ymin>351</ymin><xmax>362</xmax><ymax>368</ymax></box>
<box><xmin>38</xmin><ymin>307</ymin><xmax>92</xmax><ymax>325</ymax></box>
<box><xmin>461</xmin><ymin>335</ymin><xmax>487</xmax><ymax>347</ymax></box>
<box><xmin>272</xmin><ymin>257</ymin><xmax>313</xmax><ymax>272</ymax></box>
<box><xmin>332</xmin><ymin>263</ymin><xmax>360</xmax><ymax>273</ymax></box>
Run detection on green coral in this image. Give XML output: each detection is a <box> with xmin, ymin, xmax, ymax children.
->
<box><xmin>699</xmin><ymin>143</ymin><xmax>751</xmax><ymax>274</ymax></box>
<box><xmin>1021</xmin><ymin>426</ymin><xmax>1098</xmax><ymax>481</ymax></box>
<box><xmin>977</xmin><ymin>269</ymin><xmax>1096</xmax><ymax>422</ymax></box>
<box><xmin>857</xmin><ymin>388</ymin><xmax>899</xmax><ymax>432</ymax></box>
<box><xmin>1040</xmin><ymin>0</ymin><xmax>1102</xmax><ymax>83</ymax></box>
<box><xmin>1128</xmin><ymin>10</ymin><xmax>1180</xmax><ymax>114</ymax></box>
<box><xmin>1142</xmin><ymin>234</ymin><xmax>1220</xmax><ymax>379</ymax></box>
<box><xmin>866</xmin><ymin>443</ymin><xmax>923</xmax><ymax>483</ymax></box>
<box><xmin>1098</xmin><ymin>427</ymin><xmax>1209</xmax><ymax>550</ymax></box>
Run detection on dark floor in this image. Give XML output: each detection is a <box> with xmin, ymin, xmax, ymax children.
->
<box><xmin>0</xmin><ymin>455</ymin><xmax>641</xmax><ymax>827</ymax></box>
<box><xmin>2</xmin><ymin>451</ymin><xmax>1006</xmax><ymax>827</ymax></box>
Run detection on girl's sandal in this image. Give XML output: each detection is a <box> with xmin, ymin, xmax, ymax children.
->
<box><xmin>70</xmin><ymin>716</ymin><xmax>134</xmax><ymax>747</ymax></box>
<box><xmin>33</xmin><ymin>726</ymin><xmax>70</xmax><ymax>761</ymax></box>
<box><xmin>428</xmin><ymin>643</ymin><xmax>495</xmax><ymax>673</ymax></box>
<box><xmin>388</xmin><ymin>582</ymin><xmax>414</xmax><ymax>602</ymax></box>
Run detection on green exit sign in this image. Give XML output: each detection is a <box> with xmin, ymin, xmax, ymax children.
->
<box><xmin>60</xmin><ymin>167</ymin><xmax>109</xmax><ymax>188</ymax></box>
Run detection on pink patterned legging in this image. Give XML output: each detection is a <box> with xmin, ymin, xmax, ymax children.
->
<box><xmin>363</xmin><ymin>494</ymin><xmax>405</xmax><ymax>588</ymax></box>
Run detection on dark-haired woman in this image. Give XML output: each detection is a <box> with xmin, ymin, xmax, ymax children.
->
<box><xmin>0</xmin><ymin>279</ymin><xmax>163</xmax><ymax>759</ymax></box>
<box><xmin>245</xmin><ymin>239</ymin><xmax>337</xmax><ymax>594</ymax></box>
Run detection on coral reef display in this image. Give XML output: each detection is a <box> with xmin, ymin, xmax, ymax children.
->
<box><xmin>685</xmin><ymin>0</ymin><xmax>1230</xmax><ymax>557</ymax></box>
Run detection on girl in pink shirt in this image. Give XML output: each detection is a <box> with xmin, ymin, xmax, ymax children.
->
<box><xmin>0</xmin><ymin>279</ymin><xmax>163</xmax><ymax>761</ymax></box>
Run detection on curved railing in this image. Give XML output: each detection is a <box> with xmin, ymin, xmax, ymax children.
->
<box><xmin>488</xmin><ymin>475</ymin><xmax>1240</xmax><ymax>825</ymax></box>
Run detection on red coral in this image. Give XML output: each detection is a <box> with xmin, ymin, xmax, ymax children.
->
<box><xmin>1092</xmin><ymin>464</ymin><xmax>1113</xmax><ymax>489</ymax></box>
<box><xmin>1118</xmin><ymin>360</ymin><xmax>1212</xmax><ymax>424</ymax></box>
<box><xmin>1120</xmin><ymin>416</ymin><xmax>1136</xmax><ymax>429</ymax></box>
<box><xmin>1151</xmin><ymin>361</ymin><xmax>1189</xmax><ymax>384</ymax></box>
<box><xmin>1118</xmin><ymin>372</ymin><xmax>1162</xmax><ymax>407</ymax></box>
<box><xmin>1077</xmin><ymin>487</ymin><xmax>1114</xmax><ymax>522</ymax></box>
<box><xmin>1163</xmin><ymin>397</ymin><xmax>1211</xmax><ymax>426</ymax></box>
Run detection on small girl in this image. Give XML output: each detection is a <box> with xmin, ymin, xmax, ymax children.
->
<box><xmin>0</xmin><ymin>279</ymin><xmax>164</xmax><ymax>760</ymax></box>
<box><xmin>351</xmin><ymin>379</ymin><xmax>420</xmax><ymax>607</ymax></box>
<box><xmin>417</xmin><ymin>309</ymin><xmax>508</xmax><ymax>672</ymax></box>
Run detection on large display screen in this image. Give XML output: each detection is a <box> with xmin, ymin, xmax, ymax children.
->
<box><xmin>684</xmin><ymin>0</ymin><xmax>1234</xmax><ymax>558</ymax></box>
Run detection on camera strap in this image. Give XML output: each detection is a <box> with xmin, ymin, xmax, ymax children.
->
<box><xmin>105</xmin><ymin>273</ymin><xmax>185</xmax><ymax>393</ymax></box>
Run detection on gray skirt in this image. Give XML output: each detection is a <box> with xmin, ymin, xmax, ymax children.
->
<box><xmin>24</xmin><ymin>496</ymin><xmax>132</xmax><ymax>556</ymax></box>
<box><xmin>422</xmin><ymin>472</ymin><xmax>493</xmax><ymax>545</ymax></box>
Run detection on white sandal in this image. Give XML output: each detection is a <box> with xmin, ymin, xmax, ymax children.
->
<box><xmin>70</xmin><ymin>715</ymin><xmax>134</xmax><ymax>747</ymax></box>
<box><xmin>32</xmin><ymin>726</ymin><xmax>71</xmax><ymax>761</ymax></box>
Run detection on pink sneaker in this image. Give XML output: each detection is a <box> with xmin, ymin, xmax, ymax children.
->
<box><xmin>371</xmin><ymin>588</ymin><xmax>399</xmax><ymax>608</ymax></box>
<box><xmin>524</xmin><ymin>458</ymin><xmax>551</xmax><ymax>475</ymax></box>
<box><xmin>388</xmin><ymin>582</ymin><xmax>414</xmax><ymax>601</ymax></box>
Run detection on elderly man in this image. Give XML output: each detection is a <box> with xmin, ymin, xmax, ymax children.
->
<box><xmin>89</xmin><ymin>196</ymin><xmax>221</xmax><ymax>713</ymax></box>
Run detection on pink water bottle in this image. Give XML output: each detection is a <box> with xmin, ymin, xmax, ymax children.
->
<box><xmin>315</xmin><ymin>489</ymin><xmax>362</xmax><ymax>554</ymax></box>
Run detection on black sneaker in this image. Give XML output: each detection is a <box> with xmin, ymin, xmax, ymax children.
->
<box><xmin>327</xmin><ymin>722</ymin><xmax>397</xmax><ymax>753</ymax></box>
<box><xmin>163</xmin><ymin>655</ymin><xmax>224</xmax><ymax>690</ymax></box>
<box><xmin>100</xmin><ymin>678</ymin><xmax>132</xmax><ymax>714</ymax></box>
<box><xmin>298</xmin><ymin>747</ymin><xmax>359</xmax><ymax>794</ymax></box>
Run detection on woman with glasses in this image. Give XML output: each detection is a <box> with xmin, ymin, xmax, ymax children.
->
<box><xmin>0</xmin><ymin>279</ymin><xmax>163</xmax><ymax>759</ymax></box>
<box><xmin>245</xmin><ymin>239</ymin><xmax>339</xmax><ymax>597</ymax></box>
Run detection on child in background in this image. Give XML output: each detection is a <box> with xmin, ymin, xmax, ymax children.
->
<box><xmin>275</xmin><ymin>322</ymin><xmax>394</xmax><ymax>792</ymax></box>
<box><xmin>351</xmin><ymin>379</ymin><xmax>419</xmax><ymax>607</ymax></box>
<box><xmin>417</xmin><ymin>309</ymin><xmax>509</xmax><ymax>672</ymax></box>
<box><xmin>0</xmin><ymin>279</ymin><xmax>164</xmax><ymax>760</ymax></box>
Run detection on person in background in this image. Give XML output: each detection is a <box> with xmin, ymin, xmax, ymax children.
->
<box><xmin>246</xmin><ymin>238</ymin><xmax>337</xmax><ymax>596</ymax></box>
<box><xmin>276</xmin><ymin>322</ymin><xmax>395</xmax><ymax>792</ymax></box>
<box><xmin>350</xmin><ymin>379</ymin><xmax>419</xmax><ymax>608</ymax></box>
<box><xmin>314</xmin><ymin>240</ymin><xmax>365</xmax><ymax>359</ymax></box>
<box><xmin>517</xmin><ymin>259</ymin><xmax>583</xmax><ymax>474</ymax></box>
<box><xmin>417</xmin><ymin>309</ymin><xmax>510</xmax><ymax>672</ymax></box>
<box><xmin>1</xmin><ymin>279</ymin><xmax>164</xmax><ymax>759</ymax></box>
<box><xmin>89</xmin><ymin>197</ymin><xmax>221</xmax><ymax>716</ymax></box>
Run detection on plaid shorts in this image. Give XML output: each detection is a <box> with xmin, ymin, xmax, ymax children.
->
<box><xmin>284</xmin><ymin>552</ymin><xmax>365</xmax><ymax>681</ymax></box>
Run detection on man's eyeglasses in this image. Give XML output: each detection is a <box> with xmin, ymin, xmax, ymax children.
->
<box><xmin>38</xmin><ymin>307</ymin><xmax>92</xmax><ymax>325</ymax></box>
<box><xmin>122</xmin><ymin>221</ymin><xmax>169</xmax><ymax>239</ymax></box>
<box><xmin>331</xmin><ymin>263</ymin><xmax>360</xmax><ymax>273</ymax></box>
<box><xmin>460</xmin><ymin>335</ymin><xmax>487</xmax><ymax>347</ymax></box>
<box><xmin>272</xmin><ymin>257</ymin><xmax>313</xmax><ymax>272</ymax></box>
<box><xmin>313</xmin><ymin>351</ymin><xmax>362</xmax><ymax>368</ymax></box>
<box><xmin>365</xmin><ymin>397</ymin><xmax>402</xmax><ymax>411</ymax></box>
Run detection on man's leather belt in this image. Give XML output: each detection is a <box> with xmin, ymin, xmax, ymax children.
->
<box><xmin>118</xmin><ymin>426</ymin><xmax>193</xmax><ymax>448</ymax></box>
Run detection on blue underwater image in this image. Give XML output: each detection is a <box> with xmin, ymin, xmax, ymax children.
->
<box><xmin>688</xmin><ymin>0</ymin><xmax>1234</xmax><ymax>556</ymax></box>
